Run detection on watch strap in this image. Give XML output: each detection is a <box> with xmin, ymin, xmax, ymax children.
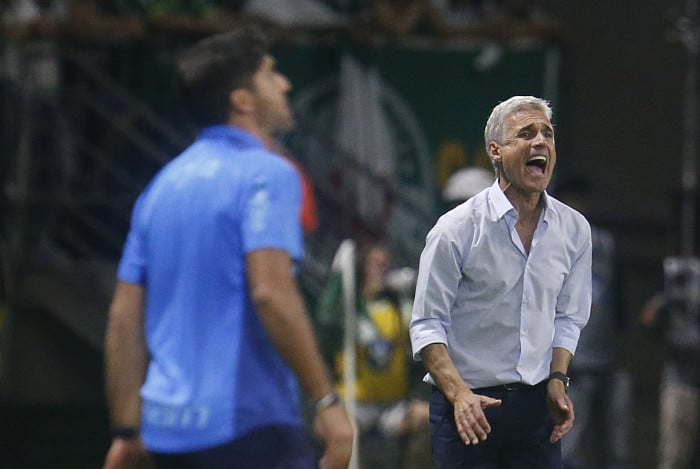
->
<box><xmin>548</xmin><ymin>372</ymin><xmax>570</xmax><ymax>391</ymax></box>
<box><xmin>313</xmin><ymin>391</ymin><xmax>342</xmax><ymax>413</ymax></box>
<box><xmin>110</xmin><ymin>426</ymin><xmax>140</xmax><ymax>440</ymax></box>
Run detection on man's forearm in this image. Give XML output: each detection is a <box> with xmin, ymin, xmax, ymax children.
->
<box><xmin>104</xmin><ymin>282</ymin><xmax>148</xmax><ymax>428</ymax></box>
<box><xmin>257</xmin><ymin>286</ymin><xmax>335</xmax><ymax>401</ymax></box>
<box><xmin>250</xmin><ymin>271</ymin><xmax>334</xmax><ymax>402</ymax></box>
<box><xmin>419</xmin><ymin>343</ymin><xmax>470</xmax><ymax>403</ymax></box>
<box><xmin>550</xmin><ymin>347</ymin><xmax>573</xmax><ymax>374</ymax></box>
<box><xmin>248</xmin><ymin>250</ymin><xmax>336</xmax><ymax>401</ymax></box>
<box><xmin>105</xmin><ymin>327</ymin><xmax>147</xmax><ymax>427</ymax></box>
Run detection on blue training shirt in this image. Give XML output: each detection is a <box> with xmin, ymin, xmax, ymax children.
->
<box><xmin>117</xmin><ymin>125</ymin><xmax>304</xmax><ymax>453</ymax></box>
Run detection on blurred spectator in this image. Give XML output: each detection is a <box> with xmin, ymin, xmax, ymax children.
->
<box><xmin>64</xmin><ymin>1</ymin><xmax>145</xmax><ymax>39</ymax></box>
<box><xmin>130</xmin><ymin>0</ymin><xmax>242</xmax><ymax>34</ymax></box>
<box><xmin>555</xmin><ymin>173</ymin><xmax>632</xmax><ymax>469</ymax></box>
<box><xmin>441</xmin><ymin>166</ymin><xmax>494</xmax><ymax>211</ymax></box>
<box><xmin>1</xmin><ymin>0</ymin><xmax>146</xmax><ymax>262</ymax></box>
<box><xmin>499</xmin><ymin>0</ymin><xmax>550</xmax><ymax>23</ymax></box>
<box><xmin>499</xmin><ymin>0</ymin><xmax>559</xmax><ymax>38</ymax></box>
<box><xmin>1</xmin><ymin>0</ymin><xmax>73</xmax><ymax>256</ymax></box>
<box><xmin>369</xmin><ymin>0</ymin><xmax>435</xmax><ymax>38</ymax></box>
<box><xmin>640</xmin><ymin>257</ymin><xmax>700</xmax><ymax>469</ymax></box>
<box><xmin>429</xmin><ymin>0</ymin><xmax>495</xmax><ymax>30</ymax></box>
<box><xmin>429</xmin><ymin>0</ymin><xmax>559</xmax><ymax>39</ymax></box>
<box><xmin>267</xmin><ymin>138</ymin><xmax>319</xmax><ymax>235</ymax></box>
<box><xmin>241</xmin><ymin>0</ymin><xmax>348</xmax><ymax>30</ymax></box>
<box><xmin>133</xmin><ymin>0</ymin><xmax>216</xmax><ymax>15</ymax></box>
<box><xmin>315</xmin><ymin>241</ymin><xmax>432</xmax><ymax>469</ymax></box>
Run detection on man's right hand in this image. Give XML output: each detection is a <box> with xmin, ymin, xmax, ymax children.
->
<box><xmin>313</xmin><ymin>404</ymin><xmax>355</xmax><ymax>469</ymax></box>
<box><xmin>103</xmin><ymin>438</ymin><xmax>153</xmax><ymax>469</ymax></box>
<box><xmin>452</xmin><ymin>389</ymin><xmax>502</xmax><ymax>445</ymax></box>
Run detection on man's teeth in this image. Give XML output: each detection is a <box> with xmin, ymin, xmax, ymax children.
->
<box><xmin>528</xmin><ymin>156</ymin><xmax>547</xmax><ymax>163</ymax></box>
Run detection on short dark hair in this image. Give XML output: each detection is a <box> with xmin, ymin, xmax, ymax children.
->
<box><xmin>176</xmin><ymin>26</ymin><xmax>270</xmax><ymax>127</ymax></box>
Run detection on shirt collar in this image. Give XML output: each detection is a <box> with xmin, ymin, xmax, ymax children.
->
<box><xmin>488</xmin><ymin>180</ymin><xmax>514</xmax><ymax>219</ymax></box>
<box><xmin>487</xmin><ymin>179</ymin><xmax>556</xmax><ymax>221</ymax></box>
<box><xmin>199</xmin><ymin>125</ymin><xmax>266</xmax><ymax>150</ymax></box>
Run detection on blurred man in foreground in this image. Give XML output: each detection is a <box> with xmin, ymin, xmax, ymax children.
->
<box><xmin>103</xmin><ymin>26</ymin><xmax>353</xmax><ymax>469</ymax></box>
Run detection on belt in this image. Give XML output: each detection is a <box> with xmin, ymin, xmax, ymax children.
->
<box><xmin>473</xmin><ymin>380</ymin><xmax>546</xmax><ymax>393</ymax></box>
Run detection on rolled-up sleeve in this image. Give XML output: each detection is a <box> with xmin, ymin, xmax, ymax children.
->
<box><xmin>409</xmin><ymin>222</ymin><xmax>464</xmax><ymax>360</ymax></box>
<box><xmin>553</xmin><ymin>225</ymin><xmax>592</xmax><ymax>354</ymax></box>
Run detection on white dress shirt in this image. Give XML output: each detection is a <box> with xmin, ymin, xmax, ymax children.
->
<box><xmin>410</xmin><ymin>181</ymin><xmax>592</xmax><ymax>389</ymax></box>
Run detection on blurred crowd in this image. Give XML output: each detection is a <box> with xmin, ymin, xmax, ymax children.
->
<box><xmin>0</xmin><ymin>0</ymin><xmax>561</xmax><ymax>42</ymax></box>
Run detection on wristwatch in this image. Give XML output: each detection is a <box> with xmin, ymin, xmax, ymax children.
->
<box><xmin>548</xmin><ymin>372</ymin><xmax>570</xmax><ymax>392</ymax></box>
<box><xmin>110</xmin><ymin>426</ymin><xmax>140</xmax><ymax>440</ymax></box>
<box><xmin>313</xmin><ymin>391</ymin><xmax>342</xmax><ymax>414</ymax></box>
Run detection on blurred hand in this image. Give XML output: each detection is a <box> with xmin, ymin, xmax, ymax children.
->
<box><xmin>399</xmin><ymin>399</ymin><xmax>430</xmax><ymax>434</ymax></box>
<box><xmin>103</xmin><ymin>438</ymin><xmax>153</xmax><ymax>469</ymax></box>
<box><xmin>313</xmin><ymin>404</ymin><xmax>355</xmax><ymax>469</ymax></box>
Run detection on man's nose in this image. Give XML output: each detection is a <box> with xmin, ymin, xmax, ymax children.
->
<box><xmin>531</xmin><ymin>131</ymin><xmax>547</xmax><ymax>145</ymax></box>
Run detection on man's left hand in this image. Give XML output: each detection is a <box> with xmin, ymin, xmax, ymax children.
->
<box><xmin>546</xmin><ymin>380</ymin><xmax>574</xmax><ymax>443</ymax></box>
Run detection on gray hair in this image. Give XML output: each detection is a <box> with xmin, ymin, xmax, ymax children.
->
<box><xmin>483</xmin><ymin>96</ymin><xmax>553</xmax><ymax>176</ymax></box>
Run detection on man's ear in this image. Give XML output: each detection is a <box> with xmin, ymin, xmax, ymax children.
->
<box><xmin>488</xmin><ymin>141</ymin><xmax>501</xmax><ymax>162</ymax></box>
<box><xmin>229</xmin><ymin>88</ymin><xmax>254</xmax><ymax>114</ymax></box>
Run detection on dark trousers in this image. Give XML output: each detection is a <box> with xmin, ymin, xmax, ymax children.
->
<box><xmin>150</xmin><ymin>424</ymin><xmax>316</xmax><ymax>469</ymax></box>
<box><xmin>429</xmin><ymin>383</ymin><xmax>561</xmax><ymax>469</ymax></box>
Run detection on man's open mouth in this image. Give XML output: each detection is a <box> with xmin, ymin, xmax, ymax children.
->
<box><xmin>526</xmin><ymin>155</ymin><xmax>547</xmax><ymax>173</ymax></box>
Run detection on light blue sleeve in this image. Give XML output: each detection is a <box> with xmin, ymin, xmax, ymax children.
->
<box><xmin>241</xmin><ymin>157</ymin><xmax>303</xmax><ymax>262</ymax></box>
<box><xmin>409</xmin><ymin>217</ymin><xmax>464</xmax><ymax>360</ymax></box>
<box><xmin>553</xmin><ymin>219</ymin><xmax>593</xmax><ymax>354</ymax></box>
<box><xmin>117</xmin><ymin>192</ymin><xmax>148</xmax><ymax>284</ymax></box>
